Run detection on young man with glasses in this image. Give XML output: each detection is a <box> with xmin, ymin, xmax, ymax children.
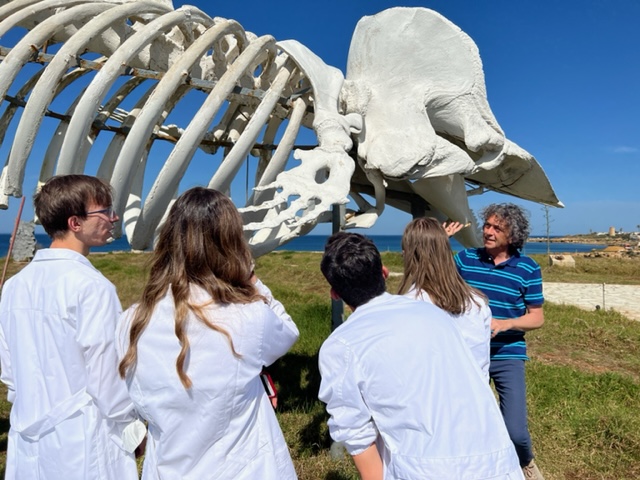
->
<box><xmin>0</xmin><ymin>175</ymin><xmax>144</xmax><ymax>479</ymax></box>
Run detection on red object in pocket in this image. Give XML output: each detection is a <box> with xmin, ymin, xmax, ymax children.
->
<box><xmin>260</xmin><ymin>370</ymin><xmax>277</xmax><ymax>399</ymax></box>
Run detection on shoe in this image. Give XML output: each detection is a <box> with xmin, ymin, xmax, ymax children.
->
<box><xmin>522</xmin><ymin>459</ymin><xmax>545</xmax><ymax>480</ymax></box>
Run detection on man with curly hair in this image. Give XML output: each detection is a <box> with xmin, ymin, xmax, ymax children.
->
<box><xmin>455</xmin><ymin>203</ymin><xmax>545</xmax><ymax>480</ymax></box>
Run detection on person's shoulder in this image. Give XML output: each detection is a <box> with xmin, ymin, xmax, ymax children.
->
<box><xmin>512</xmin><ymin>252</ymin><xmax>541</xmax><ymax>270</ymax></box>
<box><xmin>116</xmin><ymin>303</ymin><xmax>138</xmax><ymax>337</ymax></box>
<box><xmin>236</xmin><ymin>295</ymin><xmax>276</xmax><ymax>319</ymax></box>
<box><xmin>67</xmin><ymin>264</ymin><xmax>118</xmax><ymax>301</ymax></box>
<box><xmin>38</xmin><ymin>249</ymin><xmax>112</xmax><ymax>280</ymax></box>
<box><xmin>8</xmin><ymin>251</ymin><xmax>112</xmax><ymax>289</ymax></box>
<box><xmin>469</xmin><ymin>291</ymin><xmax>489</xmax><ymax>306</ymax></box>
<box><xmin>456</xmin><ymin>247</ymin><xmax>481</xmax><ymax>258</ymax></box>
<box><xmin>72</xmin><ymin>255</ymin><xmax>118</xmax><ymax>284</ymax></box>
<box><xmin>469</xmin><ymin>293</ymin><xmax>492</xmax><ymax>316</ymax></box>
<box><xmin>385</xmin><ymin>293</ymin><xmax>452</xmax><ymax>323</ymax></box>
<box><xmin>403</xmin><ymin>287</ymin><xmax>429</xmax><ymax>303</ymax></box>
<box><xmin>364</xmin><ymin>292</ymin><xmax>430</xmax><ymax>314</ymax></box>
<box><xmin>455</xmin><ymin>248</ymin><xmax>484</xmax><ymax>267</ymax></box>
<box><xmin>0</xmin><ymin>272</ymin><xmax>21</xmax><ymax>301</ymax></box>
<box><xmin>319</xmin><ymin>325</ymin><xmax>351</xmax><ymax>363</ymax></box>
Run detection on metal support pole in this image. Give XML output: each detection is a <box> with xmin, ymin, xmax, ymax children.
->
<box><xmin>327</xmin><ymin>203</ymin><xmax>347</xmax><ymax>459</ymax></box>
<box><xmin>331</xmin><ymin>204</ymin><xmax>346</xmax><ymax>331</ymax></box>
<box><xmin>1</xmin><ymin>196</ymin><xmax>26</xmax><ymax>291</ymax></box>
<box><xmin>411</xmin><ymin>198</ymin><xmax>426</xmax><ymax>219</ymax></box>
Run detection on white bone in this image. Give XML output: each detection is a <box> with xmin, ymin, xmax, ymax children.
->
<box><xmin>58</xmin><ymin>6</ymin><xmax>202</xmax><ymax>175</ymax></box>
<box><xmin>129</xmin><ymin>34</ymin><xmax>278</xmax><ymax>249</ymax></box>
<box><xmin>208</xmin><ymin>57</ymin><xmax>294</xmax><ymax>192</ymax></box>
<box><xmin>9</xmin><ymin>3</ymin><xmax>163</xmax><ymax>191</ymax></box>
<box><xmin>0</xmin><ymin>3</ymin><xmax>114</xmax><ymax>195</ymax></box>
<box><xmin>341</xmin><ymin>7</ymin><xmax>560</xmax><ymax>229</ymax></box>
<box><xmin>109</xmin><ymin>19</ymin><xmax>244</xmax><ymax>223</ymax></box>
<box><xmin>240</xmin><ymin>40</ymin><xmax>361</xmax><ymax>233</ymax></box>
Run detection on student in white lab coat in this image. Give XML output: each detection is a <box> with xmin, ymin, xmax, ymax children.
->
<box><xmin>398</xmin><ymin>217</ymin><xmax>492</xmax><ymax>380</ymax></box>
<box><xmin>0</xmin><ymin>175</ymin><xmax>145</xmax><ymax>480</ymax></box>
<box><xmin>318</xmin><ymin>232</ymin><xmax>523</xmax><ymax>480</ymax></box>
<box><xmin>117</xmin><ymin>187</ymin><xmax>299</xmax><ymax>480</ymax></box>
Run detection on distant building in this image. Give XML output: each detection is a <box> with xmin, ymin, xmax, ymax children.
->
<box><xmin>608</xmin><ymin>226</ymin><xmax>616</xmax><ymax>236</ymax></box>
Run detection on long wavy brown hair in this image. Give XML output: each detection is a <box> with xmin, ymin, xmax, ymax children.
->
<box><xmin>398</xmin><ymin>217</ymin><xmax>484</xmax><ymax>315</ymax></box>
<box><xmin>119</xmin><ymin>187</ymin><xmax>262</xmax><ymax>389</ymax></box>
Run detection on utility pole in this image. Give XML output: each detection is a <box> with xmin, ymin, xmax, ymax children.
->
<box><xmin>542</xmin><ymin>205</ymin><xmax>553</xmax><ymax>255</ymax></box>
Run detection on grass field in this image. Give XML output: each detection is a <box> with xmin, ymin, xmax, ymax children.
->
<box><xmin>1</xmin><ymin>251</ymin><xmax>639</xmax><ymax>479</ymax></box>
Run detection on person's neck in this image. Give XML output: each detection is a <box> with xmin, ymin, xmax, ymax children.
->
<box><xmin>485</xmin><ymin>246</ymin><xmax>510</xmax><ymax>264</ymax></box>
<box><xmin>50</xmin><ymin>235</ymin><xmax>89</xmax><ymax>257</ymax></box>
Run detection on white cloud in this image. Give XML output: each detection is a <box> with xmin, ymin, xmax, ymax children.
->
<box><xmin>612</xmin><ymin>146</ymin><xmax>638</xmax><ymax>154</ymax></box>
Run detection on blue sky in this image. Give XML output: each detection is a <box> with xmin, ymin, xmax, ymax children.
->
<box><xmin>1</xmin><ymin>0</ymin><xmax>639</xmax><ymax>236</ymax></box>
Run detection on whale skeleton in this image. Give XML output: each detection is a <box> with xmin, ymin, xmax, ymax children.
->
<box><xmin>0</xmin><ymin>1</ymin><xmax>562</xmax><ymax>256</ymax></box>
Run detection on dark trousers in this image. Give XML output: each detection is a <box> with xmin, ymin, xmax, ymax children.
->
<box><xmin>489</xmin><ymin>359</ymin><xmax>534</xmax><ymax>467</ymax></box>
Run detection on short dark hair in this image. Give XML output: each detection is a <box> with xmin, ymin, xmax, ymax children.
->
<box><xmin>320</xmin><ymin>232</ymin><xmax>386</xmax><ymax>308</ymax></box>
<box><xmin>34</xmin><ymin>175</ymin><xmax>113</xmax><ymax>239</ymax></box>
<box><xmin>481</xmin><ymin>203</ymin><xmax>530</xmax><ymax>251</ymax></box>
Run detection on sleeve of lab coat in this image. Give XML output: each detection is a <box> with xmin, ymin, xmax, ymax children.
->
<box><xmin>254</xmin><ymin>279</ymin><xmax>299</xmax><ymax>366</ymax></box>
<box><xmin>75</xmin><ymin>277</ymin><xmax>136</xmax><ymax>423</ymax></box>
<box><xmin>318</xmin><ymin>337</ymin><xmax>378</xmax><ymax>456</ymax></box>
<box><xmin>0</xmin><ymin>279</ymin><xmax>16</xmax><ymax>403</ymax></box>
<box><xmin>0</xmin><ymin>310</ymin><xmax>15</xmax><ymax>403</ymax></box>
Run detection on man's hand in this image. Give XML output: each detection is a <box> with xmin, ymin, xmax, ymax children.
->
<box><xmin>490</xmin><ymin>318</ymin><xmax>513</xmax><ymax>338</ymax></box>
<box><xmin>442</xmin><ymin>220</ymin><xmax>469</xmax><ymax>237</ymax></box>
<box><xmin>491</xmin><ymin>306</ymin><xmax>544</xmax><ymax>337</ymax></box>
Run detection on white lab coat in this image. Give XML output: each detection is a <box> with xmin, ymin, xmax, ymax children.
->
<box><xmin>405</xmin><ymin>287</ymin><xmax>492</xmax><ymax>380</ymax></box>
<box><xmin>319</xmin><ymin>293</ymin><xmax>523</xmax><ymax>480</ymax></box>
<box><xmin>117</xmin><ymin>279</ymin><xmax>299</xmax><ymax>480</ymax></box>
<box><xmin>0</xmin><ymin>248</ymin><xmax>140</xmax><ymax>480</ymax></box>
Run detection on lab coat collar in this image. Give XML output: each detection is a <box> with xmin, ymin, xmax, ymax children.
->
<box><xmin>32</xmin><ymin>248</ymin><xmax>97</xmax><ymax>271</ymax></box>
<box><xmin>353</xmin><ymin>292</ymin><xmax>395</xmax><ymax>314</ymax></box>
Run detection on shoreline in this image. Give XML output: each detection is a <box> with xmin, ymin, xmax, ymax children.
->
<box><xmin>529</xmin><ymin>235</ymin><xmax>638</xmax><ymax>247</ymax></box>
<box><xmin>528</xmin><ymin>237</ymin><xmax>606</xmax><ymax>244</ymax></box>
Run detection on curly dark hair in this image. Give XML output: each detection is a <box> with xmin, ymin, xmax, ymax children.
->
<box><xmin>481</xmin><ymin>203</ymin><xmax>530</xmax><ymax>251</ymax></box>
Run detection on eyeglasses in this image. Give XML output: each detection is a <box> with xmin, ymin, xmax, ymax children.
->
<box><xmin>85</xmin><ymin>206</ymin><xmax>117</xmax><ymax>220</ymax></box>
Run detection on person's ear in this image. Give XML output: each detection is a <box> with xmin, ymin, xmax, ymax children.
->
<box><xmin>67</xmin><ymin>215</ymin><xmax>83</xmax><ymax>233</ymax></box>
<box><xmin>330</xmin><ymin>288</ymin><xmax>341</xmax><ymax>301</ymax></box>
<box><xmin>382</xmin><ymin>265</ymin><xmax>389</xmax><ymax>280</ymax></box>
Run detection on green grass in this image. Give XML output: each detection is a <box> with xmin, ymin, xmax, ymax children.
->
<box><xmin>531</xmin><ymin>253</ymin><xmax>640</xmax><ymax>285</ymax></box>
<box><xmin>1</xmin><ymin>251</ymin><xmax>640</xmax><ymax>479</ymax></box>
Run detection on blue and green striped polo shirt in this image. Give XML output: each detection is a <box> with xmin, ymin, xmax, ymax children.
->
<box><xmin>454</xmin><ymin>248</ymin><xmax>544</xmax><ymax>360</ymax></box>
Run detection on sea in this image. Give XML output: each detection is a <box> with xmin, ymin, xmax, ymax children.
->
<box><xmin>0</xmin><ymin>233</ymin><xmax>605</xmax><ymax>258</ymax></box>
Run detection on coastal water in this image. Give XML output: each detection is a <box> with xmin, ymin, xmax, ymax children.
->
<box><xmin>276</xmin><ymin>235</ymin><xmax>604</xmax><ymax>255</ymax></box>
<box><xmin>0</xmin><ymin>233</ymin><xmax>605</xmax><ymax>258</ymax></box>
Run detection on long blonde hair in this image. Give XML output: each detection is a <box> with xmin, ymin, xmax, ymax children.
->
<box><xmin>398</xmin><ymin>217</ymin><xmax>484</xmax><ymax>315</ymax></box>
<box><xmin>119</xmin><ymin>187</ymin><xmax>262</xmax><ymax>388</ymax></box>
